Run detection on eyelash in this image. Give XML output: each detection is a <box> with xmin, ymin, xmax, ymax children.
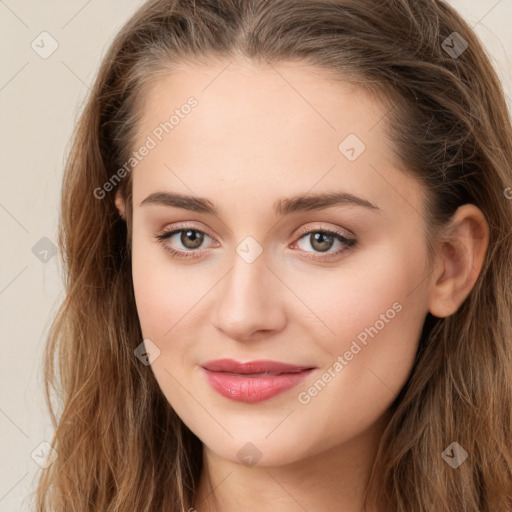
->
<box><xmin>155</xmin><ymin>223</ymin><xmax>356</xmax><ymax>262</ymax></box>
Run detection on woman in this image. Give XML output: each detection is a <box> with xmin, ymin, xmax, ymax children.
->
<box><xmin>33</xmin><ymin>0</ymin><xmax>512</xmax><ymax>510</ymax></box>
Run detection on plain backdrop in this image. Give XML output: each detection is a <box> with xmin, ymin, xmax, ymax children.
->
<box><xmin>1</xmin><ymin>1</ymin><xmax>511</xmax><ymax>510</ymax></box>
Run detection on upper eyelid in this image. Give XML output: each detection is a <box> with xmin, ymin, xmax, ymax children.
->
<box><xmin>158</xmin><ymin>221</ymin><xmax>352</xmax><ymax>236</ymax></box>
<box><xmin>294</xmin><ymin>223</ymin><xmax>354</xmax><ymax>239</ymax></box>
<box><xmin>158</xmin><ymin>222</ymin><xmax>216</xmax><ymax>241</ymax></box>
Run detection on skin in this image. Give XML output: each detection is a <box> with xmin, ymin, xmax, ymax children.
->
<box><xmin>115</xmin><ymin>58</ymin><xmax>489</xmax><ymax>512</ymax></box>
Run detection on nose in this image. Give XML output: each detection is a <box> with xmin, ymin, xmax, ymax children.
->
<box><xmin>212</xmin><ymin>251</ymin><xmax>287</xmax><ymax>341</ymax></box>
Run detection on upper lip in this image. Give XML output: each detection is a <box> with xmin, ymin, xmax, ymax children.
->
<box><xmin>201</xmin><ymin>358</ymin><xmax>315</xmax><ymax>374</ymax></box>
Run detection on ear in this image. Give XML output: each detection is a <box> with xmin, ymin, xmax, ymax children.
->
<box><xmin>115</xmin><ymin>189</ymin><xmax>126</xmax><ymax>220</ymax></box>
<box><xmin>428</xmin><ymin>204</ymin><xmax>489</xmax><ymax>318</ymax></box>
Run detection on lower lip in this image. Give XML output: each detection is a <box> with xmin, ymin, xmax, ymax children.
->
<box><xmin>202</xmin><ymin>368</ymin><xmax>315</xmax><ymax>403</ymax></box>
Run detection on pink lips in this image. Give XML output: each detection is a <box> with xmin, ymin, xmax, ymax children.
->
<box><xmin>201</xmin><ymin>358</ymin><xmax>316</xmax><ymax>403</ymax></box>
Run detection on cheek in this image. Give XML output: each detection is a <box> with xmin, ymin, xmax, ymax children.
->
<box><xmin>131</xmin><ymin>257</ymin><xmax>199</xmax><ymax>342</ymax></box>
<box><xmin>130</xmin><ymin>227</ymin><xmax>184</xmax><ymax>344</ymax></box>
<box><xmin>131</xmin><ymin>237</ymin><xmax>164</xmax><ymax>336</ymax></box>
<box><xmin>288</xmin><ymin>239</ymin><xmax>428</xmax><ymax>349</ymax></box>
<box><xmin>292</xmin><ymin>243</ymin><xmax>428</xmax><ymax>439</ymax></box>
<box><xmin>130</xmin><ymin>218</ymin><xmax>207</xmax><ymax>339</ymax></box>
<box><xmin>130</xmin><ymin>238</ymin><xmax>202</xmax><ymax>411</ymax></box>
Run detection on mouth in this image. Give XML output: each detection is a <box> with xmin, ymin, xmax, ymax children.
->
<box><xmin>201</xmin><ymin>358</ymin><xmax>315</xmax><ymax>374</ymax></box>
<box><xmin>201</xmin><ymin>359</ymin><xmax>317</xmax><ymax>403</ymax></box>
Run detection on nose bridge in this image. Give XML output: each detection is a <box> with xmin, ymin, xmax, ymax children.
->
<box><xmin>213</xmin><ymin>243</ymin><xmax>284</xmax><ymax>338</ymax></box>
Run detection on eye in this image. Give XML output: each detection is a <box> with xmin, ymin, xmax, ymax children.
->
<box><xmin>155</xmin><ymin>224</ymin><xmax>357</xmax><ymax>261</ymax></box>
<box><xmin>291</xmin><ymin>226</ymin><xmax>356</xmax><ymax>261</ymax></box>
<box><xmin>155</xmin><ymin>225</ymin><xmax>217</xmax><ymax>260</ymax></box>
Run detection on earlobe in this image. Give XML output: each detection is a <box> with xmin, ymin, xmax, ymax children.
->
<box><xmin>115</xmin><ymin>190</ymin><xmax>126</xmax><ymax>220</ymax></box>
<box><xmin>427</xmin><ymin>204</ymin><xmax>489</xmax><ymax>318</ymax></box>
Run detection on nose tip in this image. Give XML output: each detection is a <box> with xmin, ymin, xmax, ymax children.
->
<box><xmin>211</xmin><ymin>258</ymin><xmax>286</xmax><ymax>341</ymax></box>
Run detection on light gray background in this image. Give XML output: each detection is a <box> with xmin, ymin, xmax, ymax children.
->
<box><xmin>1</xmin><ymin>1</ymin><xmax>511</xmax><ymax>510</ymax></box>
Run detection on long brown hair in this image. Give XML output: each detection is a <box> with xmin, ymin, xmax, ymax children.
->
<box><xmin>32</xmin><ymin>1</ymin><xmax>512</xmax><ymax>510</ymax></box>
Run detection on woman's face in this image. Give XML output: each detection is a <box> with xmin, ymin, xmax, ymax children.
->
<box><xmin>123</xmin><ymin>59</ymin><xmax>434</xmax><ymax>466</ymax></box>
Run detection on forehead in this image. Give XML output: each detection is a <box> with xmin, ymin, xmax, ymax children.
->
<box><xmin>130</xmin><ymin>59</ymin><xmax>422</xmax><ymax>218</ymax></box>
<box><xmin>135</xmin><ymin>58</ymin><xmax>388</xmax><ymax>147</ymax></box>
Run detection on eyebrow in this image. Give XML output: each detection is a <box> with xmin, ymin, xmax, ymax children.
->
<box><xmin>139</xmin><ymin>191</ymin><xmax>381</xmax><ymax>216</ymax></box>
